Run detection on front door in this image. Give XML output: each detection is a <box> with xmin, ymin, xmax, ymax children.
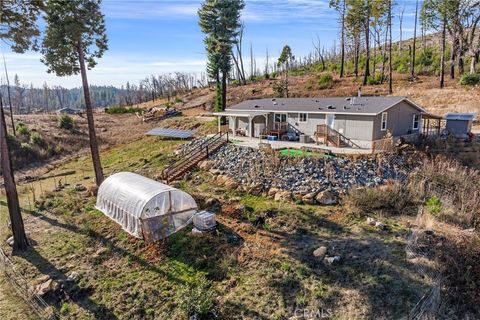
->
<box><xmin>326</xmin><ymin>114</ymin><xmax>335</xmax><ymax>129</ymax></box>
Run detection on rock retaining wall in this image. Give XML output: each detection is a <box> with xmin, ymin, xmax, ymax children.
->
<box><xmin>194</xmin><ymin>144</ymin><xmax>409</xmax><ymax>204</ymax></box>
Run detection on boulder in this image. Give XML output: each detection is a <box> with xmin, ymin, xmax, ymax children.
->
<box><xmin>67</xmin><ymin>271</ymin><xmax>80</xmax><ymax>282</ymax></box>
<box><xmin>324</xmin><ymin>255</ymin><xmax>341</xmax><ymax>265</ymax></box>
<box><xmin>74</xmin><ymin>183</ymin><xmax>87</xmax><ymax>192</ymax></box>
<box><xmin>248</xmin><ymin>184</ymin><xmax>263</xmax><ymax>196</ymax></box>
<box><xmin>6</xmin><ymin>236</ymin><xmax>14</xmax><ymax>247</ymax></box>
<box><xmin>315</xmin><ymin>190</ymin><xmax>338</xmax><ymax>205</ymax></box>
<box><xmin>274</xmin><ymin>190</ymin><xmax>292</xmax><ymax>202</ymax></box>
<box><xmin>216</xmin><ymin>175</ymin><xmax>228</xmax><ymax>185</ymax></box>
<box><xmin>205</xmin><ymin>198</ymin><xmax>222</xmax><ymax>213</ymax></box>
<box><xmin>224</xmin><ymin>176</ymin><xmax>239</xmax><ymax>190</ymax></box>
<box><xmin>209</xmin><ymin>169</ymin><xmax>222</xmax><ymax>175</ymax></box>
<box><xmin>302</xmin><ymin>192</ymin><xmax>317</xmax><ymax>205</ymax></box>
<box><xmin>375</xmin><ymin>221</ymin><xmax>386</xmax><ymax>230</ymax></box>
<box><xmin>198</xmin><ymin>160</ymin><xmax>215</xmax><ymax>170</ymax></box>
<box><xmin>267</xmin><ymin>187</ymin><xmax>280</xmax><ymax>198</ymax></box>
<box><xmin>87</xmin><ymin>183</ymin><xmax>98</xmax><ymax>196</ymax></box>
<box><xmin>34</xmin><ymin>279</ymin><xmax>59</xmax><ymax>297</ymax></box>
<box><xmin>313</xmin><ymin>246</ymin><xmax>327</xmax><ymax>259</ymax></box>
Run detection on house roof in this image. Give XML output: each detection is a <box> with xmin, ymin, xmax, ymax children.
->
<box><xmin>444</xmin><ymin>112</ymin><xmax>477</xmax><ymax>121</ymax></box>
<box><xmin>212</xmin><ymin>110</ymin><xmax>269</xmax><ymax>117</ymax></box>
<box><xmin>227</xmin><ymin>96</ymin><xmax>426</xmax><ymax>116</ymax></box>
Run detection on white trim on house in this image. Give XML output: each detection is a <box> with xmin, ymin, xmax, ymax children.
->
<box><xmin>381</xmin><ymin>112</ymin><xmax>388</xmax><ymax>131</ymax></box>
<box><xmin>298</xmin><ymin>112</ymin><xmax>308</xmax><ymax>123</ymax></box>
<box><xmin>225</xmin><ymin>109</ymin><xmax>380</xmax><ymax>116</ymax></box>
<box><xmin>273</xmin><ymin>113</ymin><xmax>287</xmax><ymax>123</ymax></box>
<box><xmin>412</xmin><ymin>114</ymin><xmax>420</xmax><ymax>130</ymax></box>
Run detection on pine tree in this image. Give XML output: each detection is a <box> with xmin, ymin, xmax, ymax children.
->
<box><xmin>198</xmin><ymin>0</ymin><xmax>245</xmax><ymax>111</ymax></box>
<box><xmin>42</xmin><ymin>0</ymin><xmax>107</xmax><ymax>186</ymax></box>
<box><xmin>278</xmin><ymin>45</ymin><xmax>294</xmax><ymax>98</ymax></box>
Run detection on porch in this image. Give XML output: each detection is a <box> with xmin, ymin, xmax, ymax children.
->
<box><xmin>217</xmin><ymin>134</ymin><xmax>372</xmax><ymax>155</ymax></box>
<box><xmin>212</xmin><ymin>111</ymin><xmax>293</xmax><ymax>139</ymax></box>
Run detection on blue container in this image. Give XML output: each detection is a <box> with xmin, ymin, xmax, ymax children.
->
<box><xmin>267</xmin><ymin>135</ymin><xmax>278</xmax><ymax>141</ymax></box>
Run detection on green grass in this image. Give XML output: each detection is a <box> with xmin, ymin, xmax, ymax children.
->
<box><xmin>279</xmin><ymin>148</ymin><xmax>326</xmax><ymax>158</ymax></box>
<box><xmin>1</xmin><ymin>131</ymin><xmax>432</xmax><ymax>319</ymax></box>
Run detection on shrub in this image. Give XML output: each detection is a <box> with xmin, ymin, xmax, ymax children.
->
<box><xmin>344</xmin><ymin>183</ymin><xmax>416</xmax><ymax>216</ymax></box>
<box><xmin>30</xmin><ymin>132</ymin><xmax>46</xmax><ymax>147</ymax></box>
<box><xmin>105</xmin><ymin>106</ymin><xmax>143</xmax><ymax>114</ymax></box>
<box><xmin>460</xmin><ymin>73</ymin><xmax>480</xmax><ymax>86</ymax></box>
<box><xmin>366</xmin><ymin>74</ymin><xmax>385</xmax><ymax>85</ymax></box>
<box><xmin>318</xmin><ymin>73</ymin><xmax>333</xmax><ymax>89</ymax></box>
<box><xmin>425</xmin><ymin>196</ymin><xmax>442</xmax><ymax>215</ymax></box>
<box><xmin>176</xmin><ymin>276</ymin><xmax>216</xmax><ymax>318</ymax></box>
<box><xmin>58</xmin><ymin>114</ymin><xmax>74</xmax><ymax>130</ymax></box>
<box><xmin>16</xmin><ymin>122</ymin><xmax>29</xmax><ymax>136</ymax></box>
<box><xmin>19</xmin><ymin>142</ymin><xmax>33</xmax><ymax>155</ymax></box>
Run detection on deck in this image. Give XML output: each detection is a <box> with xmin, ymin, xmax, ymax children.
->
<box><xmin>225</xmin><ymin>136</ymin><xmax>372</xmax><ymax>155</ymax></box>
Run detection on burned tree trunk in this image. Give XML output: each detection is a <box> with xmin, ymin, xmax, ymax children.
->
<box><xmin>0</xmin><ymin>92</ymin><xmax>28</xmax><ymax>252</ymax></box>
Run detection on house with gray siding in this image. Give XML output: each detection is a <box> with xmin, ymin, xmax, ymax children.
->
<box><xmin>213</xmin><ymin>96</ymin><xmax>426</xmax><ymax>149</ymax></box>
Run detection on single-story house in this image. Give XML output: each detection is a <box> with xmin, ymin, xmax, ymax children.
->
<box><xmin>213</xmin><ymin>96</ymin><xmax>426</xmax><ymax>148</ymax></box>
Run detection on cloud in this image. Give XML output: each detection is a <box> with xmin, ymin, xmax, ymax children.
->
<box><xmin>102</xmin><ymin>0</ymin><xmax>200</xmax><ymax>20</ymax></box>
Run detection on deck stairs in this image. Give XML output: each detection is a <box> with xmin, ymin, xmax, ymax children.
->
<box><xmin>162</xmin><ymin>132</ymin><xmax>228</xmax><ymax>183</ymax></box>
<box><xmin>315</xmin><ymin>124</ymin><xmax>362</xmax><ymax>148</ymax></box>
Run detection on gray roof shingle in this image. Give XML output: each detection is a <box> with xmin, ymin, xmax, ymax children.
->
<box><xmin>228</xmin><ymin>96</ymin><xmax>423</xmax><ymax>115</ymax></box>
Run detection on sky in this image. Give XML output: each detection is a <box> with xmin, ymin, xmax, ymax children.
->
<box><xmin>1</xmin><ymin>0</ymin><xmax>420</xmax><ymax>89</ymax></box>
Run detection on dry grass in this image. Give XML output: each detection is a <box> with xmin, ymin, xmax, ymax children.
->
<box><xmin>409</xmin><ymin>156</ymin><xmax>480</xmax><ymax>227</ymax></box>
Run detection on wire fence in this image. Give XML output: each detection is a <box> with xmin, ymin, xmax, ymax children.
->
<box><xmin>385</xmin><ymin>151</ymin><xmax>472</xmax><ymax>320</ymax></box>
<box><xmin>0</xmin><ymin>248</ymin><xmax>56</xmax><ymax>320</ymax></box>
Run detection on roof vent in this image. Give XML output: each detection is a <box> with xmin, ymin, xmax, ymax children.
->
<box><xmin>327</xmin><ymin>105</ymin><xmax>335</xmax><ymax>109</ymax></box>
<box><xmin>273</xmin><ymin>101</ymin><xmax>278</xmax><ymax>106</ymax></box>
<box><xmin>254</xmin><ymin>105</ymin><xmax>260</xmax><ymax>108</ymax></box>
<box><xmin>272</xmin><ymin>98</ymin><xmax>276</xmax><ymax>101</ymax></box>
<box><xmin>343</xmin><ymin>106</ymin><xmax>350</xmax><ymax>110</ymax></box>
<box><xmin>318</xmin><ymin>107</ymin><xmax>323</xmax><ymax>110</ymax></box>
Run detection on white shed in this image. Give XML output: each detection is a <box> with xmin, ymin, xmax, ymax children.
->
<box><xmin>95</xmin><ymin>172</ymin><xmax>198</xmax><ymax>242</ymax></box>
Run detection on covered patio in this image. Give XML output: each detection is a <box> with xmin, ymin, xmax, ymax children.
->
<box><xmin>422</xmin><ymin>113</ymin><xmax>444</xmax><ymax>136</ymax></box>
<box><xmin>213</xmin><ymin>110</ymin><xmax>270</xmax><ymax>138</ymax></box>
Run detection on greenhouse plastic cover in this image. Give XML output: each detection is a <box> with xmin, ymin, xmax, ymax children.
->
<box><xmin>95</xmin><ymin>172</ymin><xmax>198</xmax><ymax>242</ymax></box>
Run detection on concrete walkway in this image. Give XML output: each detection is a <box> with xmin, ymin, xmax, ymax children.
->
<box><xmin>226</xmin><ymin>136</ymin><xmax>372</xmax><ymax>155</ymax></box>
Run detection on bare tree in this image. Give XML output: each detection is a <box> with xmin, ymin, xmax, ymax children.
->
<box><xmin>399</xmin><ymin>6</ymin><xmax>405</xmax><ymax>54</ymax></box>
<box><xmin>411</xmin><ymin>0</ymin><xmax>419</xmax><ymax>79</ymax></box>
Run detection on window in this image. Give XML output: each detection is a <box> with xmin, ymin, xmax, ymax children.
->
<box><xmin>274</xmin><ymin>113</ymin><xmax>287</xmax><ymax>123</ymax></box>
<box><xmin>299</xmin><ymin>113</ymin><xmax>308</xmax><ymax>123</ymax></box>
<box><xmin>412</xmin><ymin>114</ymin><xmax>420</xmax><ymax>130</ymax></box>
<box><xmin>381</xmin><ymin>112</ymin><xmax>388</xmax><ymax>131</ymax></box>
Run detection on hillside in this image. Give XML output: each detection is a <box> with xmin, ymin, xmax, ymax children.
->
<box><xmin>1</xmin><ymin>70</ymin><xmax>479</xmax><ymax>320</ymax></box>
<box><xmin>137</xmin><ymin>71</ymin><xmax>480</xmax><ymax>128</ymax></box>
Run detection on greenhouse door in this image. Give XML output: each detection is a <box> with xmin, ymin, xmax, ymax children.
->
<box><xmin>141</xmin><ymin>215</ymin><xmax>174</xmax><ymax>242</ymax></box>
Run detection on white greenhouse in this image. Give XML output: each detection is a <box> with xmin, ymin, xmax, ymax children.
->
<box><xmin>95</xmin><ymin>172</ymin><xmax>198</xmax><ymax>242</ymax></box>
